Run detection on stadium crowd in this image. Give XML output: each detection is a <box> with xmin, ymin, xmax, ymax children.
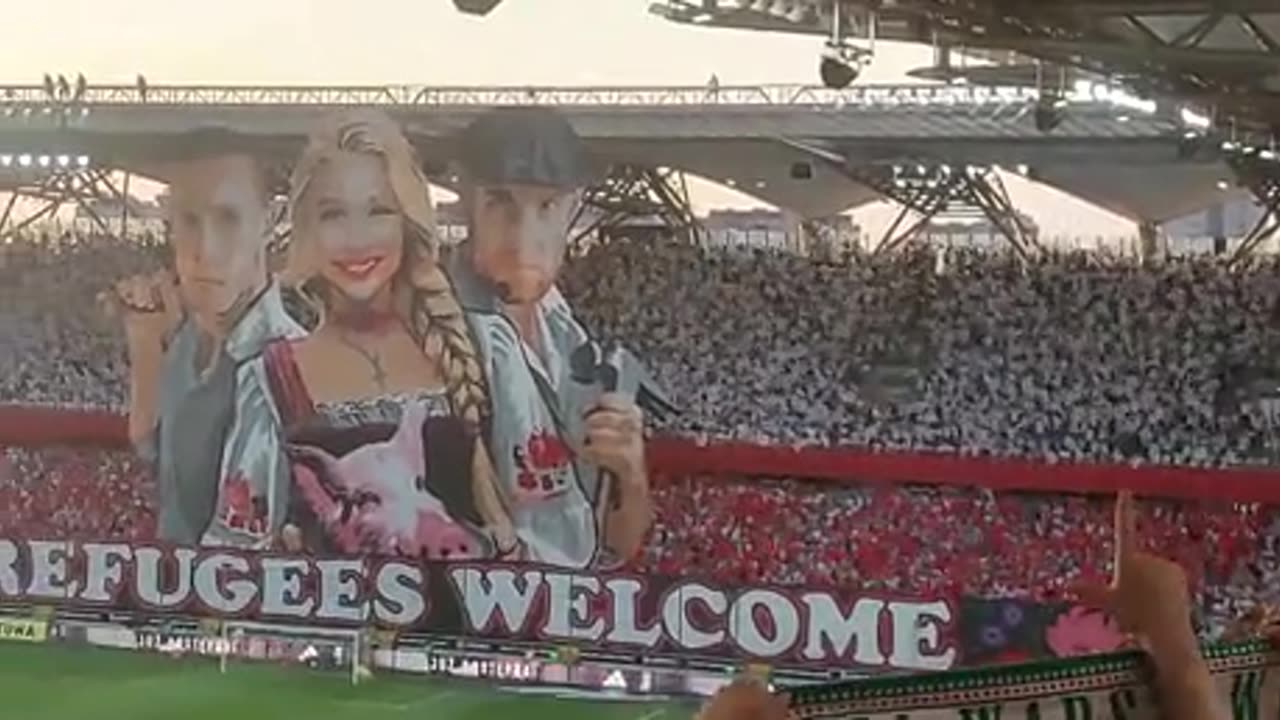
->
<box><xmin>3</xmin><ymin>228</ymin><xmax>1280</xmax><ymax>639</ymax></box>
<box><xmin>4</xmin><ymin>229</ymin><xmax>1280</xmax><ymax>467</ymax></box>
<box><xmin>565</xmin><ymin>237</ymin><xmax>1280</xmax><ymax>467</ymax></box>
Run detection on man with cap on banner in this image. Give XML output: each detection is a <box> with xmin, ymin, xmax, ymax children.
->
<box><xmin>448</xmin><ymin>106</ymin><xmax>657</xmax><ymax>569</ymax></box>
<box><xmin>106</xmin><ymin>132</ymin><xmax>304</xmax><ymax>549</ymax></box>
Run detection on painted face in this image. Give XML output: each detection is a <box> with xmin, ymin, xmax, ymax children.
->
<box><xmin>167</xmin><ymin>154</ymin><xmax>269</xmax><ymax>326</ymax></box>
<box><xmin>468</xmin><ymin>183</ymin><xmax>577</xmax><ymax>305</ymax></box>
<box><xmin>305</xmin><ymin>152</ymin><xmax>404</xmax><ymax>305</ymax></box>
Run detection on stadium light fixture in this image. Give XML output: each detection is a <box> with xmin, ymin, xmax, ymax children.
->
<box><xmin>1179</xmin><ymin>107</ymin><xmax>1211</xmax><ymax>131</ymax></box>
<box><xmin>1217</xmin><ymin>179</ymin><xmax>1230</xmax><ymax>191</ymax></box>
<box><xmin>55</xmin><ymin>154</ymin><xmax>70</xmax><ymax>167</ymax></box>
<box><xmin>754</xmin><ymin>180</ymin><xmax>767</xmax><ymax>189</ymax></box>
<box><xmin>17</xmin><ymin>153</ymin><xmax>31</xmax><ymax>167</ymax></box>
<box><xmin>820</xmin><ymin>53</ymin><xmax>861</xmax><ymax>89</ymax></box>
<box><xmin>37</xmin><ymin>155</ymin><xmax>50</xmax><ymax>168</ymax></box>
<box><xmin>1034</xmin><ymin>95</ymin><xmax>1066</xmax><ymax>133</ymax></box>
<box><xmin>1015</xmin><ymin>164</ymin><xmax>1030</xmax><ymax>176</ymax></box>
<box><xmin>76</xmin><ymin>155</ymin><xmax>90</xmax><ymax>167</ymax></box>
<box><xmin>725</xmin><ymin>178</ymin><xmax>737</xmax><ymax>187</ymax></box>
<box><xmin>0</xmin><ymin>155</ymin><xmax>10</xmax><ymax>167</ymax></box>
<box><xmin>1117</xmin><ymin>114</ymin><xmax>1131</xmax><ymax>123</ymax></box>
<box><xmin>1261</xmin><ymin>149</ymin><xmax>1277</xmax><ymax>161</ymax></box>
<box><xmin>1221</xmin><ymin>140</ymin><xmax>1240</xmax><ymax>152</ymax></box>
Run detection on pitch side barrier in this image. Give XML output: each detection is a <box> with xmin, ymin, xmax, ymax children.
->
<box><xmin>4</xmin><ymin>405</ymin><xmax>1279</xmax><ymax>502</ymax></box>
<box><xmin>4</xmin><ymin>605</ymin><xmax>1277</xmax><ymax>719</ymax></box>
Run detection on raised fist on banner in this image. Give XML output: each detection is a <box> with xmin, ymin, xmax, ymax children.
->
<box><xmin>100</xmin><ymin>270</ymin><xmax>183</xmax><ymax>348</ymax></box>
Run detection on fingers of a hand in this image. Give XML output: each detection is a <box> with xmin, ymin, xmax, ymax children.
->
<box><xmin>1114</xmin><ymin>490</ymin><xmax>1136</xmax><ymax>565</ymax></box>
<box><xmin>584</xmin><ymin>411</ymin><xmax>641</xmax><ymax>438</ymax></box>
<box><xmin>586</xmin><ymin>393</ymin><xmax>643</xmax><ymax>420</ymax></box>
<box><xmin>700</xmin><ymin>680</ymin><xmax>772</xmax><ymax>719</ymax></box>
<box><xmin>581</xmin><ymin>433</ymin><xmax>635</xmax><ymax>467</ymax></box>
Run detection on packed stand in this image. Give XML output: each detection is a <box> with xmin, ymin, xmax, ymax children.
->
<box><xmin>635</xmin><ymin>473</ymin><xmax>1280</xmax><ymax>640</ymax></box>
<box><xmin>4</xmin><ymin>229</ymin><xmax>1280</xmax><ymax>467</ymax></box>
<box><xmin>0</xmin><ymin>445</ymin><xmax>154</xmax><ymax>541</ymax></box>
<box><xmin>0</xmin><ymin>230</ymin><xmax>160</xmax><ymax>411</ymax></box>
<box><xmin>564</xmin><ymin>238</ymin><xmax>1280</xmax><ymax>467</ymax></box>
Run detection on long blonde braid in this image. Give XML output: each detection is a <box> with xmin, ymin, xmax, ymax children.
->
<box><xmin>288</xmin><ymin>110</ymin><xmax>516</xmax><ymax>551</ymax></box>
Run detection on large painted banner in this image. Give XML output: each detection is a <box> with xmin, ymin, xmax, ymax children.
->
<box><xmin>0</xmin><ymin>537</ymin><xmax>957</xmax><ymax>673</ymax></box>
<box><xmin>99</xmin><ymin>106</ymin><xmax>667</xmax><ymax>571</ymax></box>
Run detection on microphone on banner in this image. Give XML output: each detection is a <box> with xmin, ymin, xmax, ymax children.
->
<box><xmin>570</xmin><ymin>339</ymin><xmax>680</xmax><ymax>547</ymax></box>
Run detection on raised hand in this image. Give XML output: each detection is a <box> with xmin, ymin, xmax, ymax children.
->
<box><xmin>101</xmin><ymin>269</ymin><xmax>183</xmax><ymax>348</ymax></box>
<box><xmin>696</xmin><ymin>679</ymin><xmax>789</xmax><ymax>720</ymax></box>
<box><xmin>581</xmin><ymin>392</ymin><xmax>646</xmax><ymax>482</ymax></box>
<box><xmin>1070</xmin><ymin>492</ymin><xmax>1224</xmax><ymax>720</ymax></box>
<box><xmin>1070</xmin><ymin>491</ymin><xmax>1193</xmax><ymax>654</ymax></box>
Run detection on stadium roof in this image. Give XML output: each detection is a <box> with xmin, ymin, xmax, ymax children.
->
<box><xmin>0</xmin><ymin>82</ymin><xmax>1242</xmax><ymax>222</ymax></box>
<box><xmin>651</xmin><ymin>1</ymin><xmax>1280</xmax><ymax>135</ymax></box>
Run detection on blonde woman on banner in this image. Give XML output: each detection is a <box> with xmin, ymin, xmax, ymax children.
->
<box><xmin>259</xmin><ymin>110</ymin><xmax>517</xmax><ymax>560</ymax></box>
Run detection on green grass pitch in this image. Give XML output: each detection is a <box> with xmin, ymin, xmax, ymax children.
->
<box><xmin>0</xmin><ymin>642</ymin><xmax>694</xmax><ymax>720</ymax></box>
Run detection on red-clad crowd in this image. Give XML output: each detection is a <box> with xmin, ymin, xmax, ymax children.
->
<box><xmin>0</xmin><ymin>447</ymin><xmax>154</xmax><ymax>542</ymax></box>
<box><xmin>634</xmin><ymin>474</ymin><xmax>1275</xmax><ymax>639</ymax></box>
<box><xmin>2</xmin><ymin>443</ymin><xmax>1275</xmax><ymax>640</ymax></box>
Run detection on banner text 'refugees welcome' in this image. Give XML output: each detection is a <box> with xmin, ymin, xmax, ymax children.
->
<box><xmin>0</xmin><ymin>538</ymin><xmax>955</xmax><ymax>672</ymax></box>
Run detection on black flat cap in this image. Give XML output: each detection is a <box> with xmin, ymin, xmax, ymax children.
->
<box><xmin>458</xmin><ymin>107</ymin><xmax>590</xmax><ymax>189</ymax></box>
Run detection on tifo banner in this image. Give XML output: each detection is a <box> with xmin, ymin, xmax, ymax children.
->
<box><xmin>67</xmin><ymin>107</ymin><xmax>673</xmax><ymax>573</ymax></box>
<box><xmin>0</xmin><ymin>616</ymin><xmax>48</xmax><ymax>643</ymax></box>
<box><xmin>789</xmin><ymin>641</ymin><xmax>1278</xmax><ymax>720</ymax></box>
<box><xmin>0</xmin><ymin>538</ymin><xmax>955</xmax><ymax>672</ymax></box>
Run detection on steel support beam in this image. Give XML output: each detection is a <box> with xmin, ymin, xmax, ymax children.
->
<box><xmin>0</xmin><ymin>168</ymin><xmax>131</xmax><ymax>242</ymax></box>
<box><xmin>850</xmin><ymin>164</ymin><xmax>1040</xmax><ymax>258</ymax></box>
<box><xmin>570</xmin><ymin>164</ymin><xmax>703</xmax><ymax>247</ymax></box>
<box><xmin>1229</xmin><ymin>159</ymin><xmax>1280</xmax><ymax>263</ymax></box>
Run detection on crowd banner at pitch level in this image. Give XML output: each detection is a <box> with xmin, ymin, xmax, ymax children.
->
<box><xmin>789</xmin><ymin>641</ymin><xmax>1279</xmax><ymax>720</ymax></box>
<box><xmin>0</xmin><ymin>538</ymin><xmax>959</xmax><ymax>672</ymax></box>
<box><xmin>0</xmin><ymin>534</ymin><xmax>1135</xmax><ymax>669</ymax></box>
<box><xmin>0</xmin><ymin>616</ymin><xmax>48</xmax><ymax>643</ymax></box>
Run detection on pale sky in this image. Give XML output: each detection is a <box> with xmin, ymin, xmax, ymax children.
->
<box><xmin>1</xmin><ymin>0</ymin><xmax>1137</xmax><ymax>239</ymax></box>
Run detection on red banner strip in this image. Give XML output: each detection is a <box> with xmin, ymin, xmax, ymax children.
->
<box><xmin>3</xmin><ymin>405</ymin><xmax>1278</xmax><ymax>502</ymax></box>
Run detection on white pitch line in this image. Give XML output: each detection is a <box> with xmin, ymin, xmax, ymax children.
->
<box><xmin>635</xmin><ymin>708</ymin><xmax>668</xmax><ymax>720</ymax></box>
